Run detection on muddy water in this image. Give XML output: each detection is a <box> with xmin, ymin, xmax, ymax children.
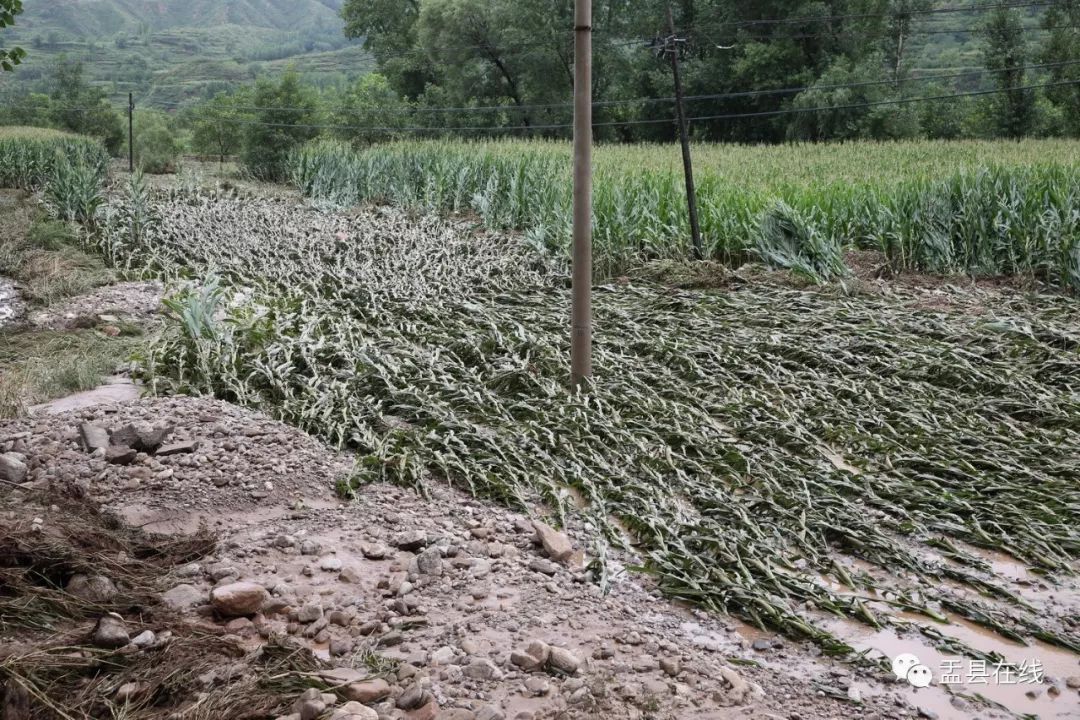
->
<box><xmin>0</xmin><ymin>277</ymin><xmax>22</xmax><ymax>327</ymax></box>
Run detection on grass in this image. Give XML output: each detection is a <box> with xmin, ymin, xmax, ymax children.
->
<box><xmin>0</xmin><ymin>329</ymin><xmax>138</xmax><ymax>418</ymax></box>
<box><xmin>290</xmin><ymin>138</ymin><xmax>1080</xmax><ymax>286</ymax></box>
<box><xmin>100</xmin><ymin>186</ymin><xmax>1080</xmax><ymax>658</ymax></box>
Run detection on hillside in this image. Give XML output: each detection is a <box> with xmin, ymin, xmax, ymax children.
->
<box><xmin>0</xmin><ymin>0</ymin><xmax>369</xmax><ymax>106</ymax></box>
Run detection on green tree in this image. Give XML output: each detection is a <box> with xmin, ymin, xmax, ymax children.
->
<box><xmin>241</xmin><ymin>70</ymin><xmax>318</xmax><ymax>181</ymax></box>
<box><xmin>49</xmin><ymin>59</ymin><xmax>124</xmax><ymax>154</ymax></box>
<box><xmin>191</xmin><ymin>91</ymin><xmax>249</xmax><ymax>163</ymax></box>
<box><xmin>1040</xmin><ymin>1</ymin><xmax>1080</xmax><ymax>136</ymax></box>
<box><xmin>0</xmin><ymin>0</ymin><xmax>26</xmax><ymax>71</ymax></box>
<box><xmin>981</xmin><ymin>7</ymin><xmax>1034</xmax><ymax>139</ymax></box>
<box><xmin>331</xmin><ymin>73</ymin><xmax>410</xmax><ymax>144</ymax></box>
<box><xmin>129</xmin><ymin>110</ymin><xmax>181</xmax><ymax>174</ymax></box>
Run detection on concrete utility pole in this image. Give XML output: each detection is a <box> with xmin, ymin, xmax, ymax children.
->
<box><xmin>571</xmin><ymin>0</ymin><xmax>593</xmax><ymax>387</ymax></box>
<box><xmin>128</xmin><ymin>92</ymin><xmax>134</xmax><ymax>173</ymax></box>
<box><xmin>665</xmin><ymin>6</ymin><xmax>703</xmax><ymax>260</ymax></box>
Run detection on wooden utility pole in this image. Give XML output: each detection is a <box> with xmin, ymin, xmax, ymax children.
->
<box><xmin>665</xmin><ymin>6</ymin><xmax>703</xmax><ymax>260</ymax></box>
<box><xmin>571</xmin><ymin>0</ymin><xmax>593</xmax><ymax>387</ymax></box>
<box><xmin>128</xmin><ymin>92</ymin><xmax>134</xmax><ymax>173</ymax></box>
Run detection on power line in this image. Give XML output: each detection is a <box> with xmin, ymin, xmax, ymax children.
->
<box><xmin>129</xmin><ymin>57</ymin><xmax>1080</xmax><ymax>116</ymax></box>
<box><xmin>679</xmin><ymin>1</ymin><xmax>1057</xmax><ymax>33</ymax></box>
<box><xmin>191</xmin><ymin>78</ymin><xmax>1080</xmax><ymax>134</ymax></box>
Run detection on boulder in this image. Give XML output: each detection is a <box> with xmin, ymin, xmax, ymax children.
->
<box><xmin>210</xmin><ymin>581</ymin><xmax>268</xmax><ymax>617</ymax></box>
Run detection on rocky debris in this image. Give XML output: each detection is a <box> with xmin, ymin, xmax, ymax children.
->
<box><xmin>28</xmin><ymin>280</ymin><xmax>163</xmax><ymax>331</ymax></box>
<box><xmin>2</xmin><ymin>392</ymin><xmax>1012</xmax><ymax>720</ymax></box>
<box><xmin>92</xmin><ymin>613</ymin><xmax>129</xmax><ymax>648</ymax></box>
<box><xmin>1066</xmin><ymin>676</ymin><xmax>1080</xmax><ymax>689</ymax></box>
<box><xmin>66</xmin><ymin>573</ymin><xmax>118</xmax><ymax>602</ymax></box>
<box><xmin>0</xmin><ymin>452</ymin><xmax>27</xmax><ymax>483</ymax></box>
<box><xmin>210</xmin><ymin>581</ymin><xmax>268</xmax><ymax>617</ymax></box>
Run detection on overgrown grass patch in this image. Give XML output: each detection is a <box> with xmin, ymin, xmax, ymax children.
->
<box><xmin>0</xmin><ymin>329</ymin><xmax>137</xmax><ymax>418</ymax></box>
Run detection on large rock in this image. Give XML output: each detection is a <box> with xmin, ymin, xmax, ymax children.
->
<box><xmin>548</xmin><ymin>647</ymin><xmax>582</xmax><ymax>675</ymax></box>
<box><xmin>110</xmin><ymin>422</ymin><xmax>173</xmax><ymax>453</ymax></box>
<box><xmin>66</xmin><ymin>574</ymin><xmax>118</xmax><ymax>603</ymax></box>
<box><xmin>92</xmin><ymin>613</ymin><xmax>129</xmax><ymax>648</ymax></box>
<box><xmin>0</xmin><ymin>453</ymin><xmax>27</xmax><ymax>483</ymax></box>
<box><xmin>78</xmin><ymin>423</ymin><xmax>110</xmax><ymax>452</ymax></box>
<box><xmin>531</xmin><ymin>520</ymin><xmax>575</xmax><ymax>563</ymax></box>
<box><xmin>210</xmin><ymin>581</ymin><xmax>268</xmax><ymax>617</ymax></box>
<box><xmin>342</xmin><ymin>678</ymin><xmax>390</xmax><ymax>703</ymax></box>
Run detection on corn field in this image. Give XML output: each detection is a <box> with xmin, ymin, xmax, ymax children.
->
<box><xmin>0</xmin><ymin>127</ymin><xmax>109</xmax><ymax>191</ymax></box>
<box><xmin>96</xmin><ymin>186</ymin><xmax>1080</xmax><ymax>658</ymax></box>
<box><xmin>290</xmin><ymin>138</ymin><xmax>1080</xmax><ymax>287</ymax></box>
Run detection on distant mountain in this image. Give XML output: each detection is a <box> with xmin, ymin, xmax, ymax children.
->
<box><xmin>0</xmin><ymin>0</ymin><xmax>370</xmax><ymax>107</ymax></box>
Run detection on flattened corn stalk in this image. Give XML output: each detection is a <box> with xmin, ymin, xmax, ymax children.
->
<box><xmin>94</xmin><ymin>189</ymin><xmax>1080</xmax><ymax>656</ymax></box>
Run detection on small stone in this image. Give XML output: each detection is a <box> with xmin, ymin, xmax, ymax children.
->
<box><xmin>416</xmin><ymin>546</ymin><xmax>443</xmax><ymax>576</ymax></box>
<box><xmin>659</xmin><ymin>657</ymin><xmax>680</xmax><ymax>677</ymax></box>
<box><xmin>294</xmin><ymin>688</ymin><xmax>326</xmax><ymax>720</ymax></box>
<box><xmin>297</xmin><ymin>603</ymin><xmax>323</xmax><ymax>623</ymax></box>
<box><xmin>475</xmin><ymin>707</ymin><xmax>505</xmax><ymax>720</ymax></box>
<box><xmin>329</xmin><ymin>702</ymin><xmax>379</xmax><ymax>720</ymax></box>
<box><xmin>163</xmin><ymin>584</ymin><xmax>204</xmax><ymax>609</ymax></box>
<box><xmin>751</xmin><ymin>638</ymin><xmax>773</xmax><ymax>651</ymax></box>
<box><xmin>114</xmin><ymin>682</ymin><xmax>144</xmax><ymax>702</ymax></box>
<box><xmin>1066</xmin><ymin>676</ymin><xmax>1080</xmax><ymax>689</ymax></box>
<box><xmin>531</xmin><ymin>520</ymin><xmax>574</xmax><ymax>563</ymax></box>
<box><xmin>210</xmin><ymin>582</ymin><xmax>269</xmax><ymax>617</ymax></box>
<box><xmin>342</xmin><ymin>678</ymin><xmax>390</xmax><ymax>703</ymax></box>
<box><xmin>105</xmin><ymin>446</ymin><xmax>137</xmax><ymax>465</ymax></box>
<box><xmin>0</xmin><ymin>452</ymin><xmax>28</xmax><ymax>483</ymax></box>
<box><xmin>396</xmin><ymin>683</ymin><xmax>431</xmax><ymax>710</ymax></box>
<box><xmin>156</xmin><ymin>440</ymin><xmax>199</xmax><ymax>456</ymax></box>
<box><xmin>527</xmin><ymin>558</ymin><xmax>559</xmax><ymax>576</ymax></box>
<box><xmin>66</xmin><ymin>574</ymin><xmax>118</xmax><ymax>602</ymax></box>
<box><xmin>340</xmin><ymin>565</ymin><xmax>363</xmax><ymax>583</ymax></box>
<box><xmin>320</xmin><ymin>556</ymin><xmax>343</xmax><ymax>572</ymax></box>
<box><xmin>274</xmin><ymin>535</ymin><xmax>297</xmax><ymax>549</ymax></box>
<box><xmin>300</xmin><ymin>540</ymin><xmax>321</xmax><ymax>556</ymax></box>
<box><xmin>524</xmin><ymin>676</ymin><xmax>551</xmax><ymax>696</ymax></box>
<box><xmin>92</xmin><ymin>613</ymin><xmax>129</xmax><ymax>648</ymax></box>
<box><xmin>330</xmin><ymin>638</ymin><xmax>354</xmax><ymax>656</ymax></box>
<box><xmin>393</xmin><ymin>530</ymin><xmax>428</xmax><ymax>551</ymax></box>
<box><xmin>431</xmin><ymin>646</ymin><xmax>456</xmax><ymax>665</ymax></box>
<box><xmin>406</xmin><ymin>701</ymin><xmax>439</xmax><ymax>720</ymax></box>
<box><xmin>917</xmin><ymin>708</ymin><xmax>939</xmax><ymax>720</ymax></box>
<box><xmin>361</xmin><ymin>543</ymin><xmax>387</xmax><ymax>560</ymax></box>
<box><xmin>131</xmin><ymin>630</ymin><xmax>156</xmax><ymax>648</ymax></box>
<box><xmin>78</xmin><ymin>423</ymin><xmax>110</xmax><ymax>452</ymax></box>
<box><xmin>847</xmin><ymin>685</ymin><xmax>863</xmax><ymax>703</ymax></box>
<box><xmin>547</xmin><ymin>647</ymin><xmax>581</xmax><ymax>675</ymax></box>
<box><xmin>463</xmin><ymin>658</ymin><xmax>502</xmax><ymax>680</ymax></box>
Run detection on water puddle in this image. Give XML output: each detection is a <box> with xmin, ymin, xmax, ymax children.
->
<box><xmin>817</xmin><ymin>610</ymin><xmax>1079</xmax><ymax>719</ymax></box>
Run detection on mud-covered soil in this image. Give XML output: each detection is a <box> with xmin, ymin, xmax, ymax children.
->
<box><xmin>3</xmin><ymin>394</ymin><xmax>1076</xmax><ymax>720</ymax></box>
